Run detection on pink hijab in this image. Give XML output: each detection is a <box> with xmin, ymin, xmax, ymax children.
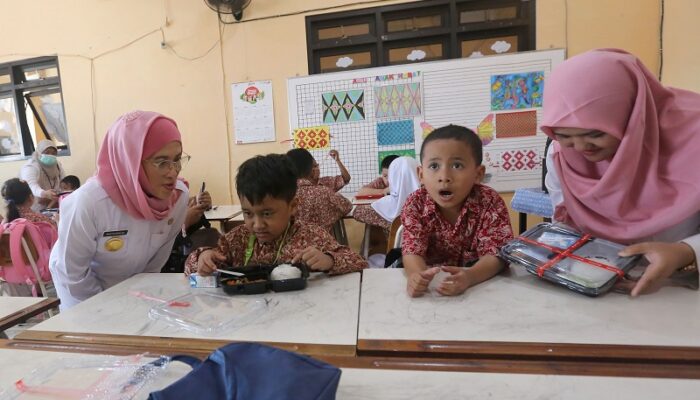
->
<box><xmin>96</xmin><ymin>110</ymin><xmax>184</xmax><ymax>221</ymax></box>
<box><xmin>541</xmin><ymin>49</ymin><xmax>700</xmax><ymax>243</ymax></box>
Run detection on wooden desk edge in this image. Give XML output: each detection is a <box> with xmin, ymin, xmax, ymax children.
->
<box><xmin>14</xmin><ymin>330</ymin><xmax>355</xmax><ymax>357</ymax></box>
<box><xmin>0</xmin><ymin>298</ymin><xmax>59</xmax><ymax>332</ymax></box>
<box><xmin>357</xmin><ymin>339</ymin><xmax>700</xmax><ymax>363</ymax></box>
<box><xmin>2</xmin><ymin>339</ymin><xmax>699</xmax><ymax>380</ymax></box>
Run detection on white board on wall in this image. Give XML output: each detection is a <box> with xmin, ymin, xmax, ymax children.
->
<box><xmin>287</xmin><ymin>49</ymin><xmax>565</xmax><ymax>194</ymax></box>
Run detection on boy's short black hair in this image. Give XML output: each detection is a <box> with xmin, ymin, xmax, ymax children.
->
<box><xmin>380</xmin><ymin>154</ymin><xmax>399</xmax><ymax>170</ymax></box>
<box><xmin>286</xmin><ymin>148</ymin><xmax>315</xmax><ymax>179</ymax></box>
<box><xmin>420</xmin><ymin>124</ymin><xmax>482</xmax><ymax>165</ymax></box>
<box><xmin>61</xmin><ymin>175</ymin><xmax>81</xmax><ymax>190</ymax></box>
<box><xmin>236</xmin><ymin>154</ymin><xmax>297</xmax><ymax>205</ymax></box>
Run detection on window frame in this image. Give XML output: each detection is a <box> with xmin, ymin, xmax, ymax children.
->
<box><xmin>0</xmin><ymin>56</ymin><xmax>70</xmax><ymax>162</ymax></box>
<box><xmin>306</xmin><ymin>0</ymin><xmax>535</xmax><ymax>74</ymax></box>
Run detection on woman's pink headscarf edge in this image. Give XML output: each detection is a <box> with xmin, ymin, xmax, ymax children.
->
<box><xmin>540</xmin><ymin>49</ymin><xmax>700</xmax><ymax>242</ymax></box>
<box><xmin>96</xmin><ymin>110</ymin><xmax>184</xmax><ymax>221</ymax></box>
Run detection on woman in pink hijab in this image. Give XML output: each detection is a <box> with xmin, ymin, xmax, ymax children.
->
<box><xmin>541</xmin><ymin>49</ymin><xmax>700</xmax><ymax>296</ymax></box>
<box><xmin>49</xmin><ymin>111</ymin><xmax>190</xmax><ymax>309</ymax></box>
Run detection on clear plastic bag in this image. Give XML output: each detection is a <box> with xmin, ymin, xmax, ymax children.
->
<box><xmin>148</xmin><ymin>292</ymin><xmax>267</xmax><ymax>335</ymax></box>
<box><xmin>0</xmin><ymin>354</ymin><xmax>170</xmax><ymax>400</ymax></box>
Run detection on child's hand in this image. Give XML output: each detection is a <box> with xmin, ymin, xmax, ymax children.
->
<box><xmin>436</xmin><ymin>266</ymin><xmax>472</xmax><ymax>296</ymax></box>
<box><xmin>196</xmin><ymin>191</ymin><xmax>213</xmax><ymax>210</ymax></box>
<box><xmin>329</xmin><ymin>149</ymin><xmax>340</xmax><ymax>161</ymax></box>
<box><xmin>197</xmin><ymin>249</ymin><xmax>226</xmax><ymax>276</ymax></box>
<box><xmin>406</xmin><ymin>267</ymin><xmax>440</xmax><ymax>297</ymax></box>
<box><xmin>293</xmin><ymin>247</ymin><xmax>334</xmax><ymax>272</ymax></box>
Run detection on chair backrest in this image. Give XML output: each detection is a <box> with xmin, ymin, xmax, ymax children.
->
<box><xmin>0</xmin><ymin>218</ymin><xmax>57</xmax><ymax>288</ymax></box>
<box><xmin>393</xmin><ymin>225</ymin><xmax>404</xmax><ymax>249</ymax></box>
<box><xmin>386</xmin><ymin>218</ymin><xmax>403</xmax><ymax>253</ymax></box>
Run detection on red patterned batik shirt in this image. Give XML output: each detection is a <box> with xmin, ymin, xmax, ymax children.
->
<box><xmin>400</xmin><ymin>185</ymin><xmax>513</xmax><ymax>267</ymax></box>
<box><xmin>295</xmin><ymin>178</ymin><xmax>352</xmax><ymax>232</ymax></box>
<box><xmin>184</xmin><ymin>219</ymin><xmax>367</xmax><ymax>275</ymax></box>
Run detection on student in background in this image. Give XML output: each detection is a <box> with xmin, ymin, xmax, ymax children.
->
<box><xmin>401</xmin><ymin>125</ymin><xmax>513</xmax><ymax>297</ymax></box>
<box><xmin>288</xmin><ymin>148</ymin><xmax>351</xmax><ymax>192</ymax></box>
<box><xmin>49</xmin><ymin>111</ymin><xmax>189</xmax><ymax>309</ymax></box>
<box><xmin>286</xmin><ymin>148</ymin><xmax>352</xmax><ymax>232</ymax></box>
<box><xmin>357</xmin><ymin>154</ymin><xmax>398</xmax><ymax>197</ymax></box>
<box><xmin>19</xmin><ymin>139</ymin><xmax>65</xmax><ymax>211</ymax></box>
<box><xmin>354</xmin><ymin>156</ymin><xmax>420</xmax><ymax>232</ymax></box>
<box><xmin>186</xmin><ymin>154</ymin><xmax>366</xmax><ymax>275</ymax></box>
<box><xmin>59</xmin><ymin>175</ymin><xmax>81</xmax><ymax>192</ymax></box>
<box><xmin>542</xmin><ymin>48</ymin><xmax>700</xmax><ymax>296</ymax></box>
<box><xmin>1</xmin><ymin>178</ymin><xmax>56</xmax><ymax>227</ymax></box>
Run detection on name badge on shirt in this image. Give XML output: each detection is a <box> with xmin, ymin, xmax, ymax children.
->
<box><xmin>103</xmin><ymin>230</ymin><xmax>127</xmax><ymax>252</ymax></box>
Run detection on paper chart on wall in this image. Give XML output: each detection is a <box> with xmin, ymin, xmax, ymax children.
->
<box><xmin>232</xmin><ymin>80</ymin><xmax>276</xmax><ymax>144</ymax></box>
<box><xmin>287</xmin><ymin>49</ymin><xmax>565</xmax><ymax>193</ymax></box>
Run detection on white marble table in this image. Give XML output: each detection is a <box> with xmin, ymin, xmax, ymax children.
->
<box><xmin>0</xmin><ymin>296</ymin><xmax>59</xmax><ymax>331</ymax></box>
<box><xmin>358</xmin><ymin>268</ymin><xmax>700</xmax><ymax>361</ymax></box>
<box><xmin>3</xmin><ymin>346</ymin><xmax>696</xmax><ymax>399</ymax></box>
<box><xmin>0</xmin><ymin>347</ymin><xmax>190</xmax><ymax>398</ymax></box>
<box><xmin>19</xmin><ymin>273</ymin><xmax>361</xmax><ymax>356</ymax></box>
<box><xmin>336</xmin><ymin>368</ymin><xmax>699</xmax><ymax>399</ymax></box>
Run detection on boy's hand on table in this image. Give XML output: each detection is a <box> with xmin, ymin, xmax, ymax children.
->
<box><xmin>406</xmin><ymin>266</ymin><xmax>440</xmax><ymax>297</ymax></box>
<box><xmin>293</xmin><ymin>247</ymin><xmax>333</xmax><ymax>272</ymax></box>
<box><xmin>197</xmin><ymin>249</ymin><xmax>226</xmax><ymax>276</ymax></box>
<box><xmin>436</xmin><ymin>266</ymin><xmax>472</xmax><ymax>296</ymax></box>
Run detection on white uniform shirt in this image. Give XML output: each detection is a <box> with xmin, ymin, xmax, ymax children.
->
<box><xmin>49</xmin><ymin>179</ymin><xmax>189</xmax><ymax>309</ymax></box>
<box><xmin>545</xmin><ymin>142</ymin><xmax>700</xmax><ymax>255</ymax></box>
<box><xmin>19</xmin><ymin>158</ymin><xmax>64</xmax><ymax>212</ymax></box>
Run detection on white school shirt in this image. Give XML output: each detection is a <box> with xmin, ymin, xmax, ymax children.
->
<box><xmin>19</xmin><ymin>158</ymin><xmax>64</xmax><ymax>212</ymax></box>
<box><xmin>49</xmin><ymin>178</ymin><xmax>188</xmax><ymax>309</ymax></box>
<box><xmin>544</xmin><ymin>142</ymin><xmax>700</xmax><ymax>255</ymax></box>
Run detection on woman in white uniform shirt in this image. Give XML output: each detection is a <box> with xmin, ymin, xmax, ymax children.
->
<box><xmin>50</xmin><ymin>111</ymin><xmax>189</xmax><ymax>308</ymax></box>
<box><xmin>19</xmin><ymin>139</ymin><xmax>65</xmax><ymax>211</ymax></box>
<box><xmin>541</xmin><ymin>49</ymin><xmax>700</xmax><ymax>296</ymax></box>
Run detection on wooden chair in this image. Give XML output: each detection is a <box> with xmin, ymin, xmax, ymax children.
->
<box><xmin>386</xmin><ymin>218</ymin><xmax>403</xmax><ymax>253</ymax></box>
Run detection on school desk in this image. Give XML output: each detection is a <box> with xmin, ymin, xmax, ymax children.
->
<box><xmin>0</xmin><ymin>345</ymin><xmax>191</xmax><ymax>398</ymax></box>
<box><xmin>16</xmin><ymin>272</ymin><xmax>361</xmax><ymax>357</ymax></box>
<box><xmin>357</xmin><ymin>268</ymin><xmax>700</xmax><ymax>363</ymax></box>
<box><xmin>0</xmin><ymin>296</ymin><xmax>59</xmax><ymax>332</ymax></box>
<box><xmin>0</xmin><ymin>342</ymin><xmax>697</xmax><ymax>399</ymax></box>
<box><xmin>204</xmin><ymin>204</ymin><xmax>242</xmax><ymax>231</ymax></box>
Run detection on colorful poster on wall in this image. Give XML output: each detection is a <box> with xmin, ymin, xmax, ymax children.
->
<box><xmin>293</xmin><ymin>126</ymin><xmax>330</xmax><ymax>150</ymax></box>
<box><xmin>376</xmin><ymin>120</ymin><xmax>414</xmax><ymax>146</ymax></box>
<box><xmin>490</xmin><ymin>71</ymin><xmax>544</xmax><ymax>110</ymax></box>
<box><xmin>495</xmin><ymin>110</ymin><xmax>537</xmax><ymax>138</ymax></box>
<box><xmin>232</xmin><ymin>80</ymin><xmax>276</xmax><ymax>144</ymax></box>
<box><xmin>375</xmin><ymin>83</ymin><xmax>422</xmax><ymax>118</ymax></box>
<box><xmin>322</xmin><ymin>90</ymin><xmax>365</xmax><ymax>123</ymax></box>
<box><xmin>476</xmin><ymin>114</ymin><xmax>495</xmax><ymax>146</ymax></box>
<box><xmin>378</xmin><ymin>148</ymin><xmax>415</xmax><ymax>172</ymax></box>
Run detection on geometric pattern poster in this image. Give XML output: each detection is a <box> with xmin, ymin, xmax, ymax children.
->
<box><xmin>293</xmin><ymin>125</ymin><xmax>330</xmax><ymax>150</ymax></box>
<box><xmin>375</xmin><ymin>83</ymin><xmax>422</xmax><ymax>118</ymax></box>
<box><xmin>322</xmin><ymin>90</ymin><xmax>365</xmax><ymax>123</ymax></box>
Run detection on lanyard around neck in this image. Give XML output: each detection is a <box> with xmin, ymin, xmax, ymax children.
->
<box><xmin>243</xmin><ymin>222</ymin><xmax>291</xmax><ymax>266</ymax></box>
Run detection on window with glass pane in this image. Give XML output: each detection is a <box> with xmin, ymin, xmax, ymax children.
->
<box><xmin>461</xmin><ymin>35</ymin><xmax>518</xmax><ymax>58</ymax></box>
<box><xmin>0</xmin><ymin>95</ymin><xmax>21</xmax><ymax>156</ymax></box>
<box><xmin>319</xmin><ymin>50</ymin><xmax>373</xmax><ymax>73</ymax></box>
<box><xmin>0</xmin><ymin>56</ymin><xmax>70</xmax><ymax>161</ymax></box>
<box><xmin>306</xmin><ymin>0</ymin><xmax>534</xmax><ymax>74</ymax></box>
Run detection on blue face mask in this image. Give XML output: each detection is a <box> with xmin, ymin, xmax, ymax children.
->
<box><xmin>39</xmin><ymin>154</ymin><xmax>57</xmax><ymax>166</ymax></box>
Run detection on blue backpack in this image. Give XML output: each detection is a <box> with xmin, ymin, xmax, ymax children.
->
<box><xmin>149</xmin><ymin>343</ymin><xmax>341</xmax><ymax>400</ymax></box>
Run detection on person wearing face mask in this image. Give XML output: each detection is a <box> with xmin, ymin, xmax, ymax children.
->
<box><xmin>542</xmin><ymin>49</ymin><xmax>700</xmax><ymax>297</ymax></box>
<box><xmin>49</xmin><ymin>111</ymin><xmax>189</xmax><ymax>309</ymax></box>
<box><xmin>19</xmin><ymin>139</ymin><xmax>65</xmax><ymax>211</ymax></box>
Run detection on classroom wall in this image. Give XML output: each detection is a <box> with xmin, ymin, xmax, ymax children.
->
<box><xmin>0</xmin><ymin>0</ymin><xmax>690</xmax><ymax>239</ymax></box>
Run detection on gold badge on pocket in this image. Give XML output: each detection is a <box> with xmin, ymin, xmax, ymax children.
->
<box><xmin>104</xmin><ymin>237</ymin><xmax>124</xmax><ymax>252</ymax></box>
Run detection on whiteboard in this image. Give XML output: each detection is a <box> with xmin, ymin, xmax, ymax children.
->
<box><xmin>287</xmin><ymin>49</ymin><xmax>565</xmax><ymax>194</ymax></box>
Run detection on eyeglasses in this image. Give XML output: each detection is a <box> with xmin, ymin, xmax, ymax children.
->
<box><xmin>149</xmin><ymin>154</ymin><xmax>191</xmax><ymax>173</ymax></box>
